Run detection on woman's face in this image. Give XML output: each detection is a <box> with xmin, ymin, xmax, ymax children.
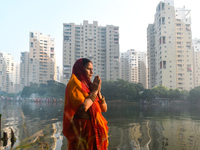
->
<box><xmin>84</xmin><ymin>62</ymin><xmax>93</xmax><ymax>80</ymax></box>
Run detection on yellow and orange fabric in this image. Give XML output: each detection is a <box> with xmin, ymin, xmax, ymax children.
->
<box><xmin>63</xmin><ymin>58</ymin><xmax>108</xmax><ymax>150</ymax></box>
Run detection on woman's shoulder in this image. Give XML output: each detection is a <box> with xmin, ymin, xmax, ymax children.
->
<box><xmin>67</xmin><ymin>74</ymin><xmax>88</xmax><ymax>97</ymax></box>
<box><xmin>67</xmin><ymin>74</ymin><xmax>82</xmax><ymax>89</ymax></box>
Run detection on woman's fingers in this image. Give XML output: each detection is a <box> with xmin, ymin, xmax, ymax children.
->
<box><xmin>91</xmin><ymin>76</ymin><xmax>101</xmax><ymax>92</ymax></box>
<box><xmin>98</xmin><ymin>79</ymin><xmax>101</xmax><ymax>92</ymax></box>
<box><xmin>93</xmin><ymin>75</ymin><xmax>100</xmax><ymax>84</ymax></box>
<box><xmin>95</xmin><ymin>76</ymin><xmax>99</xmax><ymax>82</ymax></box>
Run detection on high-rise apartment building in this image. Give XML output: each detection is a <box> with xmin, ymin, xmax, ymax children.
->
<box><xmin>120</xmin><ymin>49</ymin><xmax>138</xmax><ymax>83</ymax></box>
<box><xmin>29</xmin><ymin>31</ymin><xmax>57</xmax><ymax>85</ymax></box>
<box><xmin>57</xmin><ymin>66</ymin><xmax>63</xmax><ymax>83</ymax></box>
<box><xmin>193</xmin><ymin>38</ymin><xmax>200</xmax><ymax>87</ymax></box>
<box><xmin>138</xmin><ymin>51</ymin><xmax>148</xmax><ymax>89</ymax></box>
<box><xmin>120</xmin><ymin>50</ymin><xmax>148</xmax><ymax>87</ymax></box>
<box><xmin>20</xmin><ymin>51</ymin><xmax>30</xmax><ymax>90</ymax></box>
<box><xmin>0</xmin><ymin>52</ymin><xmax>15</xmax><ymax>93</ymax></box>
<box><xmin>120</xmin><ymin>52</ymin><xmax>129</xmax><ymax>81</ymax></box>
<box><xmin>147</xmin><ymin>0</ymin><xmax>194</xmax><ymax>90</ymax></box>
<box><xmin>15</xmin><ymin>62</ymin><xmax>20</xmax><ymax>93</ymax></box>
<box><xmin>147</xmin><ymin>24</ymin><xmax>156</xmax><ymax>89</ymax></box>
<box><xmin>63</xmin><ymin>20</ymin><xmax>120</xmax><ymax>84</ymax></box>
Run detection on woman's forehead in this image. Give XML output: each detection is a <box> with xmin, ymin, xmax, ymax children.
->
<box><xmin>86</xmin><ymin>62</ymin><xmax>93</xmax><ymax>67</ymax></box>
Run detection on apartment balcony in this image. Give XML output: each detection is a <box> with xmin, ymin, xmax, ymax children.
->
<box><xmin>114</xmin><ymin>34</ymin><xmax>119</xmax><ymax>38</ymax></box>
<box><xmin>178</xmin><ymin>78</ymin><xmax>184</xmax><ymax>81</ymax></box>
<box><xmin>88</xmin><ymin>54</ymin><xmax>93</xmax><ymax>58</ymax></box>
<box><xmin>177</xmin><ymin>82</ymin><xmax>184</xmax><ymax>87</ymax></box>
<box><xmin>177</xmin><ymin>55</ymin><xmax>183</xmax><ymax>58</ymax></box>
<box><xmin>177</xmin><ymin>69</ymin><xmax>184</xmax><ymax>72</ymax></box>
<box><xmin>177</xmin><ymin>59</ymin><xmax>183</xmax><ymax>63</ymax></box>
<box><xmin>88</xmin><ymin>36</ymin><xmax>93</xmax><ymax>40</ymax></box>
<box><xmin>177</xmin><ymin>50</ymin><xmax>183</xmax><ymax>54</ymax></box>
<box><xmin>75</xmin><ymin>41</ymin><xmax>81</xmax><ymax>43</ymax></box>
<box><xmin>114</xmin><ymin>30</ymin><xmax>118</xmax><ymax>33</ymax></box>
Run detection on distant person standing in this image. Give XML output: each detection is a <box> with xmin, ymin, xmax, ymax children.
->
<box><xmin>63</xmin><ymin>58</ymin><xmax>108</xmax><ymax>150</ymax></box>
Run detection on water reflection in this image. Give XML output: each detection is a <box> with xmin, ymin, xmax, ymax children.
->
<box><xmin>106</xmin><ymin>102</ymin><xmax>200</xmax><ymax>150</ymax></box>
<box><xmin>1</xmin><ymin>100</ymin><xmax>200</xmax><ymax>149</ymax></box>
<box><xmin>0</xmin><ymin>101</ymin><xmax>63</xmax><ymax>149</ymax></box>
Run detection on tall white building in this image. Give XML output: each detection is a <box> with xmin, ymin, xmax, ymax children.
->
<box><xmin>120</xmin><ymin>50</ymin><xmax>148</xmax><ymax>88</ymax></box>
<box><xmin>63</xmin><ymin>20</ymin><xmax>120</xmax><ymax>84</ymax></box>
<box><xmin>29</xmin><ymin>31</ymin><xmax>57</xmax><ymax>85</ymax></box>
<box><xmin>57</xmin><ymin>66</ymin><xmax>63</xmax><ymax>83</ymax></box>
<box><xmin>120</xmin><ymin>49</ymin><xmax>138</xmax><ymax>83</ymax></box>
<box><xmin>0</xmin><ymin>52</ymin><xmax>15</xmax><ymax>93</ymax></box>
<box><xmin>14</xmin><ymin>62</ymin><xmax>20</xmax><ymax>93</ymax></box>
<box><xmin>138</xmin><ymin>51</ymin><xmax>148</xmax><ymax>89</ymax></box>
<box><xmin>147</xmin><ymin>0</ymin><xmax>194</xmax><ymax>90</ymax></box>
<box><xmin>20</xmin><ymin>51</ymin><xmax>29</xmax><ymax>90</ymax></box>
<box><xmin>147</xmin><ymin>24</ymin><xmax>156</xmax><ymax>89</ymax></box>
<box><xmin>193</xmin><ymin>38</ymin><xmax>200</xmax><ymax>87</ymax></box>
<box><xmin>120</xmin><ymin>52</ymin><xmax>129</xmax><ymax>81</ymax></box>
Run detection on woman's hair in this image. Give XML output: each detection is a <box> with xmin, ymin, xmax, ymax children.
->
<box><xmin>82</xmin><ymin>58</ymin><xmax>92</xmax><ymax>67</ymax></box>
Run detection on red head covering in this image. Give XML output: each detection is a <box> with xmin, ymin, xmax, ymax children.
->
<box><xmin>72</xmin><ymin>58</ymin><xmax>91</xmax><ymax>91</ymax></box>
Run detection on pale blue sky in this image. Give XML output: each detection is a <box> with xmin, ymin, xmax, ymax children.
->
<box><xmin>1</xmin><ymin>0</ymin><xmax>199</xmax><ymax>66</ymax></box>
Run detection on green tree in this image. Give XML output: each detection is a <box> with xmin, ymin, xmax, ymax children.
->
<box><xmin>21</xmin><ymin>86</ymin><xmax>34</xmax><ymax>97</ymax></box>
<box><xmin>132</xmin><ymin>83</ymin><xmax>144</xmax><ymax>100</ymax></box>
<box><xmin>188</xmin><ymin>86</ymin><xmax>200</xmax><ymax>101</ymax></box>
<box><xmin>180</xmin><ymin>90</ymin><xmax>189</xmax><ymax>100</ymax></box>
<box><xmin>168</xmin><ymin>88</ymin><xmax>181</xmax><ymax>100</ymax></box>
<box><xmin>141</xmin><ymin>89</ymin><xmax>155</xmax><ymax>100</ymax></box>
<box><xmin>101</xmin><ymin>79</ymin><xmax>140</xmax><ymax>101</ymax></box>
<box><xmin>21</xmin><ymin>81</ymin><xmax>66</xmax><ymax>99</ymax></box>
<box><xmin>152</xmin><ymin>85</ymin><xmax>169</xmax><ymax>98</ymax></box>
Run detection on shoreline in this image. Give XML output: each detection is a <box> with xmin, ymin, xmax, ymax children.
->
<box><xmin>1</xmin><ymin>98</ymin><xmax>200</xmax><ymax>104</ymax></box>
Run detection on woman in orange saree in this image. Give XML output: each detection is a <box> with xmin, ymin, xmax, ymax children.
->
<box><xmin>63</xmin><ymin>58</ymin><xmax>108</xmax><ymax>150</ymax></box>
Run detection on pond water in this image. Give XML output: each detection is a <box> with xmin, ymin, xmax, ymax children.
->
<box><xmin>0</xmin><ymin>100</ymin><xmax>200</xmax><ymax>150</ymax></box>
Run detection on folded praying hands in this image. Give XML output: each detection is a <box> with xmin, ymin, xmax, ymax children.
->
<box><xmin>91</xmin><ymin>75</ymin><xmax>101</xmax><ymax>94</ymax></box>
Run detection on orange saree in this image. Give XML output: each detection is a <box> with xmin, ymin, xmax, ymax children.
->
<box><xmin>63</xmin><ymin>59</ymin><xmax>108</xmax><ymax>150</ymax></box>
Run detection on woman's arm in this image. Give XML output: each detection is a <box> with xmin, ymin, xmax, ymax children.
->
<box><xmin>79</xmin><ymin>91</ymin><xmax>107</xmax><ymax>113</ymax></box>
<box><xmin>78</xmin><ymin>76</ymin><xmax>100</xmax><ymax>112</ymax></box>
<box><xmin>100</xmin><ymin>102</ymin><xmax>107</xmax><ymax>112</ymax></box>
<box><xmin>79</xmin><ymin>91</ymin><xmax>98</xmax><ymax>112</ymax></box>
<box><xmin>98</xmin><ymin>92</ymin><xmax>107</xmax><ymax>112</ymax></box>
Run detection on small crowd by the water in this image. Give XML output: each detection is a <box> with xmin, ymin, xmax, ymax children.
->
<box><xmin>0</xmin><ymin>96</ymin><xmax>63</xmax><ymax>102</ymax></box>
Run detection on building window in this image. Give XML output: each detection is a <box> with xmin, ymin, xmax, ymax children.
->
<box><xmin>187</xmin><ymin>65</ymin><xmax>192</xmax><ymax>72</ymax></box>
<box><xmin>162</xmin><ymin>61</ymin><xmax>166</xmax><ymax>69</ymax></box>
<box><xmin>64</xmin><ymin>73</ymin><xmax>70</xmax><ymax>79</ymax></box>
<box><xmin>64</xmin><ymin>25</ymin><xmax>70</xmax><ymax>31</ymax></box>
<box><xmin>159</xmin><ymin>18</ymin><xmax>161</xmax><ymax>26</ymax></box>
<box><xmin>30</xmin><ymin>32</ymin><xmax>34</xmax><ymax>38</ymax></box>
<box><xmin>162</xmin><ymin>3</ymin><xmax>165</xmax><ymax>10</ymax></box>
<box><xmin>162</xmin><ymin>36</ymin><xmax>166</xmax><ymax>44</ymax></box>
<box><xmin>162</xmin><ymin>17</ymin><xmax>165</xmax><ymax>25</ymax></box>
<box><xmin>160</xmin><ymin>61</ymin><xmax>162</xmax><ymax>69</ymax></box>
<box><xmin>64</xmin><ymin>36</ymin><xmax>70</xmax><ymax>41</ymax></box>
